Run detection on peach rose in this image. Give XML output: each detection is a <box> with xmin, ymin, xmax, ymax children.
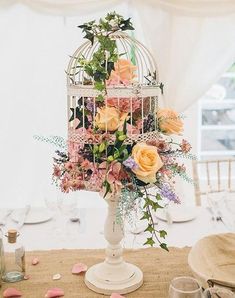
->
<box><xmin>95</xmin><ymin>106</ymin><xmax>127</xmax><ymax>132</ymax></box>
<box><xmin>132</xmin><ymin>143</ymin><xmax>163</xmax><ymax>184</ymax></box>
<box><xmin>108</xmin><ymin>59</ymin><xmax>137</xmax><ymax>84</ymax></box>
<box><xmin>157</xmin><ymin>108</ymin><xmax>183</xmax><ymax>135</ymax></box>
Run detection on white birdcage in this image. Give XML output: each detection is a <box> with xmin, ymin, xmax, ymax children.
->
<box><xmin>66</xmin><ymin>31</ymin><xmax>161</xmax><ymax>190</ymax></box>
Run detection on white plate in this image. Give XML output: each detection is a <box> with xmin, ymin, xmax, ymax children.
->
<box><xmin>11</xmin><ymin>207</ymin><xmax>52</xmax><ymax>224</ymax></box>
<box><xmin>155</xmin><ymin>206</ymin><xmax>197</xmax><ymax>223</ymax></box>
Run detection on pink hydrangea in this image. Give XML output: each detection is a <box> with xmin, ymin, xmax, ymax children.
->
<box><xmin>53</xmin><ymin>165</ymin><xmax>61</xmax><ymax>178</ymax></box>
<box><xmin>180</xmin><ymin>139</ymin><xmax>192</xmax><ymax>153</ymax></box>
<box><xmin>106</xmin><ymin>97</ymin><xmax>141</xmax><ymax>113</ymax></box>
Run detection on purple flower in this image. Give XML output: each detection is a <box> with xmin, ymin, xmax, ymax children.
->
<box><xmin>86</xmin><ymin>99</ymin><xmax>96</xmax><ymax>113</ymax></box>
<box><xmin>123</xmin><ymin>157</ymin><xmax>138</xmax><ymax>170</ymax></box>
<box><xmin>160</xmin><ymin>184</ymin><xmax>180</xmax><ymax>204</ymax></box>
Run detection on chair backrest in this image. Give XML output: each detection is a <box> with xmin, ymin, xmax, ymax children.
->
<box><xmin>192</xmin><ymin>158</ymin><xmax>235</xmax><ymax>205</ymax></box>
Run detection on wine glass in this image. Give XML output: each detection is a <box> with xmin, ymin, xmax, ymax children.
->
<box><xmin>57</xmin><ymin>191</ymin><xmax>79</xmax><ymax>240</ymax></box>
<box><xmin>57</xmin><ymin>191</ymin><xmax>77</xmax><ymax>216</ymax></box>
<box><xmin>206</xmin><ymin>190</ymin><xmax>227</xmax><ymax>222</ymax></box>
<box><xmin>224</xmin><ymin>191</ymin><xmax>235</xmax><ymax>230</ymax></box>
<box><xmin>44</xmin><ymin>188</ymin><xmax>62</xmax><ymax>237</ymax></box>
<box><xmin>169</xmin><ymin>276</ymin><xmax>203</xmax><ymax>298</ymax></box>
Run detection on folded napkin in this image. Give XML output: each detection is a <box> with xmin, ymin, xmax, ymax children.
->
<box><xmin>188</xmin><ymin>233</ymin><xmax>235</xmax><ymax>290</ymax></box>
<box><xmin>204</xmin><ymin>287</ymin><xmax>235</xmax><ymax>298</ymax></box>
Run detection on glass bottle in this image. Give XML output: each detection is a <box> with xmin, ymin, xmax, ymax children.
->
<box><xmin>2</xmin><ymin>229</ymin><xmax>25</xmax><ymax>282</ymax></box>
<box><xmin>0</xmin><ymin>228</ymin><xmax>5</xmax><ymax>287</ymax></box>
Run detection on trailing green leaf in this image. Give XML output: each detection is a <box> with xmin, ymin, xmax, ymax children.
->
<box><xmin>144</xmin><ymin>237</ymin><xmax>155</xmax><ymax>247</ymax></box>
<box><xmin>159</xmin><ymin>230</ymin><xmax>167</xmax><ymax>239</ymax></box>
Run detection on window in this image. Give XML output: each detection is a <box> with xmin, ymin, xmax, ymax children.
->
<box><xmin>198</xmin><ymin>63</ymin><xmax>235</xmax><ymax>159</ymax></box>
<box><xmin>197</xmin><ymin>64</ymin><xmax>235</xmax><ymax>189</ymax></box>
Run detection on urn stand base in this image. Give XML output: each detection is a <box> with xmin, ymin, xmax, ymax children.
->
<box><xmin>85</xmin><ymin>261</ymin><xmax>143</xmax><ymax>295</ymax></box>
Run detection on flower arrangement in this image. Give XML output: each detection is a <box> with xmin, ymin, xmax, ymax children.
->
<box><xmin>52</xmin><ymin>12</ymin><xmax>195</xmax><ymax>251</ymax></box>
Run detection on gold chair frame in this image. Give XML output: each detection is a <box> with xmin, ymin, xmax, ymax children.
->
<box><xmin>192</xmin><ymin>159</ymin><xmax>235</xmax><ymax>205</ymax></box>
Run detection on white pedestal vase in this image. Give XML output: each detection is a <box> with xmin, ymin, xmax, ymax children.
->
<box><xmin>85</xmin><ymin>196</ymin><xmax>143</xmax><ymax>295</ymax></box>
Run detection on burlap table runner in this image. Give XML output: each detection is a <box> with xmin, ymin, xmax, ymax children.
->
<box><xmin>1</xmin><ymin>247</ymin><xmax>192</xmax><ymax>298</ymax></box>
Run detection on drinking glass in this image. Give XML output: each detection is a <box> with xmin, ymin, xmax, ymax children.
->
<box><xmin>225</xmin><ymin>191</ymin><xmax>235</xmax><ymax>229</ymax></box>
<box><xmin>169</xmin><ymin>276</ymin><xmax>203</xmax><ymax>298</ymax></box>
<box><xmin>57</xmin><ymin>192</ymin><xmax>79</xmax><ymax>240</ymax></box>
<box><xmin>57</xmin><ymin>191</ymin><xmax>77</xmax><ymax>217</ymax></box>
<box><xmin>207</xmin><ymin>191</ymin><xmax>226</xmax><ymax>219</ymax></box>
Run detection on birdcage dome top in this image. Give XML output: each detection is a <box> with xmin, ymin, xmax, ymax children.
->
<box><xmin>67</xmin><ymin>31</ymin><xmax>160</xmax><ymax>98</ymax></box>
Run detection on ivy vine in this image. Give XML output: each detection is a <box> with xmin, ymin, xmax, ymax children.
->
<box><xmin>77</xmin><ymin>12</ymin><xmax>134</xmax><ymax>102</ymax></box>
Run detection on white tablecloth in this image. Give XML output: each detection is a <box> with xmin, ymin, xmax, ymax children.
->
<box><xmin>0</xmin><ymin>207</ymin><xmax>231</xmax><ymax>251</ymax></box>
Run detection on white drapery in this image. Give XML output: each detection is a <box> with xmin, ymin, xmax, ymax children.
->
<box><xmin>0</xmin><ymin>2</ymin><xmax>235</xmax><ymax>207</ymax></box>
<box><xmin>2</xmin><ymin>0</ymin><xmax>235</xmax><ymax>16</ymax></box>
<box><xmin>133</xmin><ymin>1</ymin><xmax>235</xmax><ymax>110</ymax></box>
<box><xmin>1</xmin><ymin>0</ymin><xmax>121</xmax><ymax>15</ymax></box>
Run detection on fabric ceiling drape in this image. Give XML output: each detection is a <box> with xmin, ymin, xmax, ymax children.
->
<box><xmin>2</xmin><ymin>0</ymin><xmax>235</xmax><ymax>16</ymax></box>
<box><xmin>1</xmin><ymin>0</ymin><xmax>120</xmax><ymax>15</ymax></box>
<box><xmin>133</xmin><ymin>1</ymin><xmax>235</xmax><ymax>111</ymax></box>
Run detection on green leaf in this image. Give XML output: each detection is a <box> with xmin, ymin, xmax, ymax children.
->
<box><xmin>151</xmin><ymin>201</ymin><xmax>163</xmax><ymax>212</ymax></box>
<box><xmin>118</xmin><ymin>134</ymin><xmax>126</xmax><ymax>141</ymax></box>
<box><xmin>84</xmin><ymin>64</ymin><xmax>94</xmax><ymax>76</ymax></box>
<box><xmin>96</xmin><ymin>94</ymin><xmax>104</xmax><ymax>102</ymax></box>
<box><xmin>113</xmin><ymin>150</ymin><xmax>120</xmax><ymax>159</ymax></box>
<box><xmin>103</xmin><ymin>180</ymin><xmax>111</xmax><ymax>198</ymax></box>
<box><xmin>69</xmin><ymin>108</ymin><xmax>75</xmax><ymax>122</ymax></box>
<box><xmin>160</xmin><ymin>243</ymin><xmax>169</xmax><ymax>252</ymax></box>
<box><xmin>107</xmin><ymin>61</ymin><xmax>115</xmax><ymax>75</ymax></box>
<box><xmin>99</xmin><ymin>143</ymin><xmax>106</xmax><ymax>153</ymax></box>
<box><xmin>144</xmin><ymin>224</ymin><xmax>155</xmax><ymax>233</ymax></box>
<box><xmin>123</xmin><ymin>119</ymin><xmax>127</xmax><ymax>134</ymax></box>
<box><xmin>107</xmin><ymin>155</ymin><xmax>114</xmax><ymax>162</ymax></box>
<box><xmin>156</xmin><ymin>194</ymin><xmax>162</xmax><ymax>201</ymax></box>
<box><xmin>94</xmin><ymin>81</ymin><xmax>105</xmax><ymax>91</ymax></box>
<box><xmin>120</xmin><ymin>149</ymin><xmax>129</xmax><ymax>161</ymax></box>
<box><xmin>94</xmin><ymin>70</ymin><xmax>106</xmax><ymax>81</ymax></box>
<box><xmin>159</xmin><ymin>230</ymin><xmax>167</xmax><ymax>239</ymax></box>
<box><xmin>120</xmin><ymin>18</ymin><xmax>134</xmax><ymax>31</ymax></box>
<box><xmin>93</xmin><ymin>145</ymin><xmax>99</xmax><ymax>153</ymax></box>
<box><xmin>84</xmin><ymin>32</ymin><xmax>94</xmax><ymax>44</ymax></box>
<box><xmin>140</xmin><ymin>211</ymin><xmax>150</xmax><ymax>221</ymax></box>
<box><xmin>144</xmin><ymin>237</ymin><xmax>155</xmax><ymax>247</ymax></box>
<box><xmin>143</xmin><ymin>197</ymin><xmax>153</xmax><ymax>208</ymax></box>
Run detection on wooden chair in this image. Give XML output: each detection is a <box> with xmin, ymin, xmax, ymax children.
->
<box><xmin>192</xmin><ymin>158</ymin><xmax>235</xmax><ymax>206</ymax></box>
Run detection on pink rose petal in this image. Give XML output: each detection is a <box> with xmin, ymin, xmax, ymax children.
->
<box><xmin>24</xmin><ymin>274</ymin><xmax>30</xmax><ymax>280</ymax></box>
<box><xmin>45</xmin><ymin>288</ymin><xmax>64</xmax><ymax>298</ymax></box>
<box><xmin>72</xmin><ymin>262</ymin><xmax>88</xmax><ymax>274</ymax></box>
<box><xmin>52</xmin><ymin>273</ymin><xmax>61</xmax><ymax>280</ymax></box>
<box><xmin>3</xmin><ymin>288</ymin><xmax>22</xmax><ymax>298</ymax></box>
<box><xmin>110</xmin><ymin>294</ymin><xmax>126</xmax><ymax>298</ymax></box>
<box><xmin>32</xmin><ymin>257</ymin><xmax>39</xmax><ymax>265</ymax></box>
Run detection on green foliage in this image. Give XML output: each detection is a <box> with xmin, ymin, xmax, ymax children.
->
<box><xmin>140</xmin><ymin>211</ymin><xmax>151</xmax><ymax>221</ymax></box>
<box><xmin>143</xmin><ymin>197</ymin><xmax>163</xmax><ymax>212</ymax></box>
<box><xmin>140</xmin><ymin>187</ymin><xmax>168</xmax><ymax>252</ymax></box>
<box><xmin>144</xmin><ymin>70</ymin><xmax>163</xmax><ymax>91</ymax></box>
<box><xmin>145</xmin><ymin>224</ymin><xmax>155</xmax><ymax>233</ymax></box>
<box><xmin>33</xmin><ymin>135</ymin><xmax>67</xmax><ymax>149</ymax></box>
<box><xmin>159</xmin><ymin>230</ymin><xmax>167</xmax><ymax>239</ymax></box>
<box><xmin>160</xmin><ymin>243</ymin><xmax>169</xmax><ymax>252</ymax></box>
<box><xmin>94</xmin><ymin>81</ymin><xmax>105</xmax><ymax>91</ymax></box>
<box><xmin>144</xmin><ymin>237</ymin><xmax>155</xmax><ymax>247</ymax></box>
<box><xmin>103</xmin><ymin>180</ymin><xmax>111</xmax><ymax>198</ymax></box>
<box><xmin>77</xmin><ymin>12</ymin><xmax>134</xmax><ymax>101</ymax></box>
